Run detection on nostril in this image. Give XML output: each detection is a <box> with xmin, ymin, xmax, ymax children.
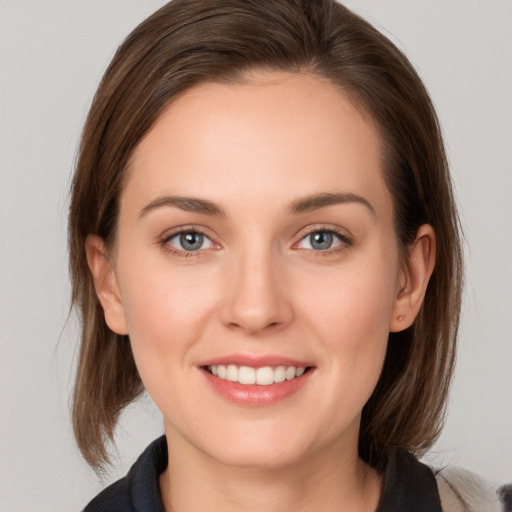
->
<box><xmin>225</xmin><ymin>319</ymin><xmax>284</xmax><ymax>334</ymax></box>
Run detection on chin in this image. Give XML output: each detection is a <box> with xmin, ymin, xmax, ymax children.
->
<box><xmin>196</xmin><ymin>421</ymin><xmax>326</xmax><ymax>471</ymax></box>
<box><xmin>210</xmin><ymin>441</ymin><xmax>309</xmax><ymax>471</ymax></box>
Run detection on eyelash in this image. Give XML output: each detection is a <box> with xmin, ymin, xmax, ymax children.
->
<box><xmin>160</xmin><ymin>227</ymin><xmax>214</xmax><ymax>259</ymax></box>
<box><xmin>159</xmin><ymin>225</ymin><xmax>353</xmax><ymax>259</ymax></box>
<box><xmin>295</xmin><ymin>226</ymin><xmax>353</xmax><ymax>258</ymax></box>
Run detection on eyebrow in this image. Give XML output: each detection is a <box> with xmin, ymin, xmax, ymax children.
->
<box><xmin>289</xmin><ymin>192</ymin><xmax>376</xmax><ymax>216</ymax></box>
<box><xmin>140</xmin><ymin>196</ymin><xmax>227</xmax><ymax>218</ymax></box>
<box><xmin>139</xmin><ymin>192</ymin><xmax>375</xmax><ymax>218</ymax></box>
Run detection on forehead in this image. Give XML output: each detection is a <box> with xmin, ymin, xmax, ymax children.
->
<box><xmin>123</xmin><ymin>72</ymin><xmax>389</xmax><ymax>219</ymax></box>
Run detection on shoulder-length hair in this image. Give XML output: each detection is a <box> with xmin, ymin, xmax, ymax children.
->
<box><xmin>69</xmin><ymin>0</ymin><xmax>463</xmax><ymax>471</ymax></box>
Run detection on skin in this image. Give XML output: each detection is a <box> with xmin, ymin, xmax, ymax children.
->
<box><xmin>87</xmin><ymin>72</ymin><xmax>435</xmax><ymax>512</ymax></box>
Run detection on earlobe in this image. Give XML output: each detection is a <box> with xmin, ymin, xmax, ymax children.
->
<box><xmin>85</xmin><ymin>234</ymin><xmax>128</xmax><ymax>335</ymax></box>
<box><xmin>389</xmin><ymin>225</ymin><xmax>436</xmax><ymax>333</ymax></box>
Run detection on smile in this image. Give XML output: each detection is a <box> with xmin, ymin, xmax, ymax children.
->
<box><xmin>201</xmin><ymin>359</ymin><xmax>314</xmax><ymax>406</ymax></box>
<box><xmin>206</xmin><ymin>365</ymin><xmax>306</xmax><ymax>385</ymax></box>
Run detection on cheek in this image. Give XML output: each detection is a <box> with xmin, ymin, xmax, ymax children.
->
<box><xmin>311</xmin><ymin>282</ymin><xmax>391</xmax><ymax>376</ymax></box>
<box><xmin>116</xmin><ymin>265</ymin><xmax>219</xmax><ymax>420</ymax></box>
<box><xmin>115</xmin><ymin>255</ymin><xmax>219</xmax><ymax>371</ymax></box>
<box><xmin>297</xmin><ymin>256</ymin><xmax>398</xmax><ymax>341</ymax></box>
<box><xmin>294</xmin><ymin>254</ymin><xmax>398</xmax><ymax>393</ymax></box>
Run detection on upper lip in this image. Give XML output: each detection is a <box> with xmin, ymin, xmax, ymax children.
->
<box><xmin>198</xmin><ymin>354</ymin><xmax>314</xmax><ymax>368</ymax></box>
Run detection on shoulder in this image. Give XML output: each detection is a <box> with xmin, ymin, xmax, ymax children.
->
<box><xmin>435</xmin><ymin>464</ymin><xmax>503</xmax><ymax>512</ymax></box>
<box><xmin>82</xmin><ymin>477</ymin><xmax>131</xmax><ymax>512</ymax></box>
<box><xmin>82</xmin><ymin>436</ymin><xmax>168</xmax><ymax>512</ymax></box>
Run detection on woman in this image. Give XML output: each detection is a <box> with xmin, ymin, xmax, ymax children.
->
<box><xmin>68</xmin><ymin>0</ymin><xmax>500</xmax><ymax>510</ymax></box>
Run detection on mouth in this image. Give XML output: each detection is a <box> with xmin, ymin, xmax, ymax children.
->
<box><xmin>203</xmin><ymin>364</ymin><xmax>310</xmax><ymax>385</ymax></box>
<box><xmin>199</xmin><ymin>358</ymin><xmax>315</xmax><ymax>406</ymax></box>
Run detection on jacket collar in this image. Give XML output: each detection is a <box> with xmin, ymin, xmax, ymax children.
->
<box><xmin>123</xmin><ymin>437</ymin><xmax>442</xmax><ymax>511</ymax></box>
<box><xmin>376</xmin><ymin>447</ymin><xmax>443</xmax><ymax>512</ymax></box>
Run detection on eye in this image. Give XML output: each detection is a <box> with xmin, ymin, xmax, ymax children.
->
<box><xmin>297</xmin><ymin>229</ymin><xmax>349</xmax><ymax>251</ymax></box>
<box><xmin>166</xmin><ymin>231</ymin><xmax>214</xmax><ymax>252</ymax></box>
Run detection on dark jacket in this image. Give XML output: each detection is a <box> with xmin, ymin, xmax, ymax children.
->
<box><xmin>83</xmin><ymin>436</ymin><xmax>501</xmax><ymax>511</ymax></box>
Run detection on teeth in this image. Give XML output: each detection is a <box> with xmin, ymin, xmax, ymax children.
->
<box><xmin>274</xmin><ymin>366</ymin><xmax>286</xmax><ymax>383</ymax></box>
<box><xmin>296</xmin><ymin>366</ymin><xmax>305</xmax><ymax>377</ymax></box>
<box><xmin>217</xmin><ymin>365</ymin><xmax>227</xmax><ymax>379</ymax></box>
<box><xmin>226</xmin><ymin>364</ymin><xmax>238</xmax><ymax>382</ymax></box>
<box><xmin>238</xmin><ymin>366</ymin><xmax>256</xmax><ymax>384</ymax></box>
<box><xmin>256</xmin><ymin>367</ymin><xmax>274</xmax><ymax>385</ymax></box>
<box><xmin>285</xmin><ymin>366</ymin><xmax>296</xmax><ymax>380</ymax></box>
<box><xmin>207</xmin><ymin>364</ymin><xmax>307</xmax><ymax>385</ymax></box>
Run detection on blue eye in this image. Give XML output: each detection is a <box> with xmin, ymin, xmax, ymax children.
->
<box><xmin>299</xmin><ymin>230</ymin><xmax>346</xmax><ymax>251</ymax></box>
<box><xmin>167</xmin><ymin>231</ymin><xmax>213</xmax><ymax>252</ymax></box>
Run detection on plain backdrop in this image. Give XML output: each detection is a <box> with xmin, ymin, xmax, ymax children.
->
<box><xmin>1</xmin><ymin>1</ymin><xmax>511</xmax><ymax>510</ymax></box>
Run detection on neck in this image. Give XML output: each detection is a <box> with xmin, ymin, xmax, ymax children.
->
<box><xmin>159</xmin><ymin>427</ymin><xmax>382</xmax><ymax>512</ymax></box>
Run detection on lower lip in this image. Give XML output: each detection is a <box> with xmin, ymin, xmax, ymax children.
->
<box><xmin>201</xmin><ymin>368</ymin><xmax>313</xmax><ymax>406</ymax></box>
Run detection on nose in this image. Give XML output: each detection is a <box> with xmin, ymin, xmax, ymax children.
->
<box><xmin>219</xmin><ymin>247</ymin><xmax>294</xmax><ymax>336</ymax></box>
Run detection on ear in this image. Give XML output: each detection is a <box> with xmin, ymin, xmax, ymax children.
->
<box><xmin>389</xmin><ymin>224</ymin><xmax>436</xmax><ymax>332</ymax></box>
<box><xmin>85</xmin><ymin>234</ymin><xmax>128</xmax><ymax>335</ymax></box>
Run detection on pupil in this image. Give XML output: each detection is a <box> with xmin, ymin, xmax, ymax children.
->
<box><xmin>180</xmin><ymin>232</ymin><xmax>203</xmax><ymax>251</ymax></box>
<box><xmin>311</xmin><ymin>232</ymin><xmax>332</xmax><ymax>250</ymax></box>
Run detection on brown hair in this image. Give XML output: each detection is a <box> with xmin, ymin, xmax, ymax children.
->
<box><xmin>69</xmin><ymin>0</ymin><xmax>463</xmax><ymax>471</ymax></box>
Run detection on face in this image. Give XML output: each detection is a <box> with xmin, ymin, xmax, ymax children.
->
<box><xmin>95</xmin><ymin>72</ymin><xmax>412</xmax><ymax>470</ymax></box>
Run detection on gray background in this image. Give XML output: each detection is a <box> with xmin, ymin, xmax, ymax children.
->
<box><xmin>1</xmin><ymin>1</ymin><xmax>511</xmax><ymax>510</ymax></box>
